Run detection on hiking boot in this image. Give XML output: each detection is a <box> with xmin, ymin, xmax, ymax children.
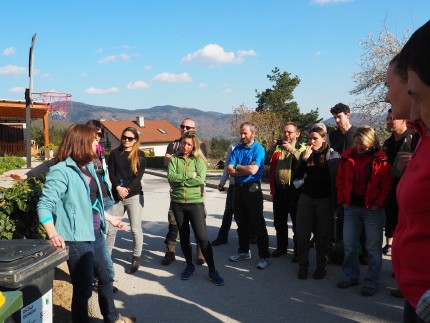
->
<box><xmin>391</xmin><ymin>289</ymin><xmax>404</xmax><ymax>298</ymax></box>
<box><xmin>196</xmin><ymin>244</ymin><xmax>206</xmax><ymax>265</ymax></box>
<box><xmin>181</xmin><ymin>264</ymin><xmax>195</xmax><ymax>280</ymax></box>
<box><xmin>361</xmin><ymin>286</ymin><xmax>377</xmax><ymax>297</ymax></box>
<box><xmin>298</xmin><ymin>269</ymin><xmax>308</xmax><ymax>280</ymax></box>
<box><xmin>337</xmin><ymin>280</ymin><xmax>359</xmax><ymax>289</ymax></box>
<box><xmin>271</xmin><ymin>249</ymin><xmax>287</xmax><ymax>257</ymax></box>
<box><xmin>208</xmin><ymin>269</ymin><xmax>225</xmax><ymax>286</ymax></box>
<box><xmin>115</xmin><ymin>314</ymin><xmax>136</xmax><ymax>323</ymax></box>
<box><xmin>257</xmin><ymin>257</ymin><xmax>270</xmax><ymax>269</ymax></box>
<box><xmin>127</xmin><ymin>256</ymin><xmax>140</xmax><ymax>274</ymax></box>
<box><xmin>161</xmin><ymin>251</ymin><xmax>176</xmax><ymax>266</ymax></box>
<box><xmin>229</xmin><ymin>251</ymin><xmax>251</xmax><ymax>262</ymax></box>
<box><xmin>313</xmin><ymin>269</ymin><xmax>327</xmax><ymax>280</ymax></box>
<box><xmin>212</xmin><ymin>238</ymin><xmax>228</xmax><ymax>246</ymax></box>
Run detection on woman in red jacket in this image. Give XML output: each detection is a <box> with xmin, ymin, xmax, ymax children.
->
<box><xmin>336</xmin><ymin>126</ymin><xmax>391</xmax><ymax>297</ymax></box>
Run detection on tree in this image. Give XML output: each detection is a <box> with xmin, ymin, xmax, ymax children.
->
<box><xmin>351</xmin><ymin>25</ymin><xmax>410</xmax><ymax>121</ymax></box>
<box><xmin>255</xmin><ymin>67</ymin><xmax>321</xmax><ymax>133</ymax></box>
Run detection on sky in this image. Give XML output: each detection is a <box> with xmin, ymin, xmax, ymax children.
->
<box><xmin>1</xmin><ymin>0</ymin><xmax>429</xmax><ymax>120</ymax></box>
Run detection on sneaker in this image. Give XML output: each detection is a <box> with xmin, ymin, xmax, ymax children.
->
<box><xmin>181</xmin><ymin>264</ymin><xmax>195</xmax><ymax>280</ymax></box>
<box><xmin>257</xmin><ymin>257</ymin><xmax>269</xmax><ymax>269</ymax></box>
<box><xmin>162</xmin><ymin>251</ymin><xmax>176</xmax><ymax>266</ymax></box>
<box><xmin>361</xmin><ymin>286</ymin><xmax>377</xmax><ymax>297</ymax></box>
<box><xmin>208</xmin><ymin>269</ymin><xmax>225</xmax><ymax>286</ymax></box>
<box><xmin>115</xmin><ymin>314</ymin><xmax>136</xmax><ymax>323</ymax></box>
<box><xmin>212</xmin><ymin>238</ymin><xmax>228</xmax><ymax>246</ymax></box>
<box><xmin>196</xmin><ymin>244</ymin><xmax>206</xmax><ymax>265</ymax></box>
<box><xmin>229</xmin><ymin>251</ymin><xmax>251</xmax><ymax>262</ymax></box>
<box><xmin>382</xmin><ymin>244</ymin><xmax>392</xmax><ymax>256</ymax></box>
<box><xmin>271</xmin><ymin>249</ymin><xmax>287</xmax><ymax>257</ymax></box>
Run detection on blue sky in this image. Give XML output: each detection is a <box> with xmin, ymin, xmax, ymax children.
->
<box><xmin>1</xmin><ymin>0</ymin><xmax>429</xmax><ymax>119</ymax></box>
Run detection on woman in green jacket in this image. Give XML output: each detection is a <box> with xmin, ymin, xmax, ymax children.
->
<box><xmin>167</xmin><ymin>130</ymin><xmax>224</xmax><ymax>286</ymax></box>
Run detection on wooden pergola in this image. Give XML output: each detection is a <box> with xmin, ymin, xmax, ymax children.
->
<box><xmin>0</xmin><ymin>99</ymin><xmax>49</xmax><ymax>156</ymax></box>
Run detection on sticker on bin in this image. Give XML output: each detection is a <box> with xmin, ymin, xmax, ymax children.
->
<box><xmin>21</xmin><ymin>289</ymin><xmax>52</xmax><ymax>323</ymax></box>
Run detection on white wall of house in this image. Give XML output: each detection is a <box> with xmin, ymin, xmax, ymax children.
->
<box><xmin>103</xmin><ymin>135</ymin><xmax>169</xmax><ymax>157</ymax></box>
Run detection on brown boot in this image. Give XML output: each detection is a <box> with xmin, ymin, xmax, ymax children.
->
<box><xmin>196</xmin><ymin>244</ymin><xmax>205</xmax><ymax>265</ymax></box>
<box><xmin>161</xmin><ymin>246</ymin><xmax>176</xmax><ymax>266</ymax></box>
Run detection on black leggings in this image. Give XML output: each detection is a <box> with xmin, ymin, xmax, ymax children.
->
<box><xmin>171</xmin><ymin>202</ymin><xmax>215</xmax><ymax>269</ymax></box>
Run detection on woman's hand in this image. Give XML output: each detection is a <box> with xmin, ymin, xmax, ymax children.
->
<box><xmin>302</xmin><ymin>146</ymin><xmax>313</xmax><ymax>161</ymax></box>
<box><xmin>369</xmin><ymin>205</ymin><xmax>381</xmax><ymax>211</ymax></box>
<box><xmin>105</xmin><ymin>214</ymin><xmax>129</xmax><ymax>232</ymax></box>
<box><xmin>49</xmin><ymin>234</ymin><xmax>65</xmax><ymax>248</ymax></box>
<box><xmin>5</xmin><ymin>172</ymin><xmax>27</xmax><ymax>180</ymax></box>
<box><xmin>397</xmin><ymin>152</ymin><xmax>413</xmax><ymax>172</ymax></box>
<box><xmin>116</xmin><ymin>186</ymin><xmax>129</xmax><ymax>199</ymax></box>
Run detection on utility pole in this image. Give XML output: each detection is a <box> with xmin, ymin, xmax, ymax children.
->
<box><xmin>25</xmin><ymin>33</ymin><xmax>37</xmax><ymax>168</ymax></box>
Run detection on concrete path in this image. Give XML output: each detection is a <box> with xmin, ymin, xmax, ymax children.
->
<box><xmin>0</xmin><ymin>166</ymin><xmax>404</xmax><ymax>322</ymax></box>
<box><xmin>93</xmin><ymin>171</ymin><xmax>403</xmax><ymax>323</ymax></box>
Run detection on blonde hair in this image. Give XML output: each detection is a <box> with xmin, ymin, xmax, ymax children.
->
<box><xmin>353</xmin><ymin>126</ymin><xmax>378</xmax><ymax>150</ymax></box>
<box><xmin>120</xmin><ymin>127</ymin><xmax>141</xmax><ymax>175</ymax></box>
<box><xmin>181</xmin><ymin>130</ymin><xmax>207</xmax><ymax>163</ymax></box>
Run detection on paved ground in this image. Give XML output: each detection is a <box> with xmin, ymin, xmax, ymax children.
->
<box><xmin>0</xmin><ymin>166</ymin><xmax>404</xmax><ymax>322</ymax></box>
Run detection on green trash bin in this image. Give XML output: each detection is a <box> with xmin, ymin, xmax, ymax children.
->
<box><xmin>0</xmin><ymin>240</ymin><xmax>68</xmax><ymax>323</ymax></box>
<box><xmin>0</xmin><ymin>291</ymin><xmax>23</xmax><ymax>322</ymax></box>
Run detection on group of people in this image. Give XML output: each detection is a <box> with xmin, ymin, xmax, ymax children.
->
<box><xmin>6</xmin><ymin>18</ymin><xmax>430</xmax><ymax>323</ymax></box>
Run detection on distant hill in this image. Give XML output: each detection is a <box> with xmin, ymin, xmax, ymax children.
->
<box><xmin>62</xmin><ymin>102</ymin><xmax>235</xmax><ymax>140</ymax></box>
<box><xmin>324</xmin><ymin>112</ymin><xmax>386</xmax><ymax>127</ymax></box>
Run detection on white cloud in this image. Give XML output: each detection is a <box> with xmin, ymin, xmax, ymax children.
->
<box><xmin>198</xmin><ymin>83</ymin><xmax>207</xmax><ymax>89</ymax></box>
<box><xmin>223</xmin><ymin>88</ymin><xmax>233</xmax><ymax>94</ymax></box>
<box><xmin>311</xmin><ymin>0</ymin><xmax>353</xmax><ymax>4</ymax></box>
<box><xmin>144</xmin><ymin>65</ymin><xmax>153</xmax><ymax>71</ymax></box>
<box><xmin>80</xmin><ymin>72</ymin><xmax>88</xmax><ymax>77</ymax></box>
<box><xmin>0</xmin><ymin>65</ymin><xmax>27</xmax><ymax>75</ymax></box>
<box><xmin>41</xmin><ymin>73</ymin><xmax>51</xmax><ymax>78</ymax></box>
<box><xmin>119</xmin><ymin>53</ymin><xmax>130</xmax><ymax>61</ymax></box>
<box><xmin>95</xmin><ymin>48</ymin><xmax>103</xmax><ymax>53</ymax></box>
<box><xmin>314</xmin><ymin>50</ymin><xmax>325</xmax><ymax>56</ymax></box>
<box><xmin>85</xmin><ymin>87</ymin><xmax>119</xmax><ymax>94</ymax></box>
<box><xmin>10</xmin><ymin>87</ymin><xmax>25</xmax><ymax>93</ymax></box>
<box><xmin>127</xmin><ymin>80</ymin><xmax>151</xmax><ymax>90</ymax></box>
<box><xmin>3</xmin><ymin>47</ymin><xmax>16</xmax><ymax>56</ymax></box>
<box><xmin>182</xmin><ymin>44</ymin><xmax>256</xmax><ymax>66</ymax></box>
<box><xmin>98</xmin><ymin>55</ymin><xmax>116</xmax><ymax>64</ymax></box>
<box><xmin>154</xmin><ymin>72</ymin><xmax>192</xmax><ymax>83</ymax></box>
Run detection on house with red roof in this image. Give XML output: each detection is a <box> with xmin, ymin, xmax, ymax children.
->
<box><xmin>101</xmin><ymin>116</ymin><xmax>180</xmax><ymax>156</ymax></box>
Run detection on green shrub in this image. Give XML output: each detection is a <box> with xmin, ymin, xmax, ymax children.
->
<box><xmin>0</xmin><ymin>176</ymin><xmax>47</xmax><ymax>240</ymax></box>
<box><xmin>0</xmin><ymin>156</ymin><xmax>26</xmax><ymax>174</ymax></box>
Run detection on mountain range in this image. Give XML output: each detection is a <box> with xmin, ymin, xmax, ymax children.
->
<box><xmin>47</xmin><ymin>102</ymin><xmax>385</xmax><ymax>140</ymax></box>
<box><xmin>66</xmin><ymin>102</ymin><xmax>234</xmax><ymax>140</ymax></box>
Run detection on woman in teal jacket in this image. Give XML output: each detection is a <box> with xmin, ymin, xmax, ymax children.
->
<box><xmin>167</xmin><ymin>130</ymin><xmax>224</xmax><ymax>286</ymax></box>
<box><xmin>37</xmin><ymin>124</ymin><xmax>133</xmax><ymax>323</ymax></box>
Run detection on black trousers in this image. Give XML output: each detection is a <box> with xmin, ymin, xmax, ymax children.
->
<box><xmin>171</xmin><ymin>202</ymin><xmax>215</xmax><ymax>268</ymax></box>
<box><xmin>233</xmin><ymin>182</ymin><xmax>270</xmax><ymax>259</ymax></box>
<box><xmin>273</xmin><ymin>184</ymin><xmax>299</xmax><ymax>253</ymax></box>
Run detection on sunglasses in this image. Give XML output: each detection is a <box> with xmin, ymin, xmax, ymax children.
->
<box><xmin>122</xmin><ymin>135</ymin><xmax>136</xmax><ymax>141</ymax></box>
<box><xmin>180</xmin><ymin>125</ymin><xmax>194</xmax><ymax>130</ymax></box>
<box><xmin>96</xmin><ymin>131</ymin><xmax>104</xmax><ymax>138</ymax></box>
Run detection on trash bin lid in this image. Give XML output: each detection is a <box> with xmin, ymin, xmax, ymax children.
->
<box><xmin>0</xmin><ymin>240</ymin><xmax>50</xmax><ymax>262</ymax></box>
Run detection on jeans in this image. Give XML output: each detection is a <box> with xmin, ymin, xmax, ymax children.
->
<box><xmin>171</xmin><ymin>202</ymin><xmax>215</xmax><ymax>269</ymax></box>
<box><xmin>216</xmin><ymin>184</ymin><xmax>235</xmax><ymax>241</ymax></box>
<box><xmin>164</xmin><ymin>204</ymin><xmax>179</xmax><ymax>248</ymax></box>
<box><xmin>106</xmin><ymin>194</ymin><xmax>144</xmax><ymax>257</ymax></box>
<box><xmin>342</xmin><ymin>205</ymin><xmax>384</xmax><ymax>288</ymax></box>
<box><xmin>66</xmin><ymin>230</ymin><xmax>118</xmax><ymax>323</ymax></box>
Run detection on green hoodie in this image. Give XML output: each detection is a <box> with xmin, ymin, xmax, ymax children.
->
<box><xmin>167</xmin><ymin>155</ymin><xmax>206</xmax><ymax>204</ymax></box>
